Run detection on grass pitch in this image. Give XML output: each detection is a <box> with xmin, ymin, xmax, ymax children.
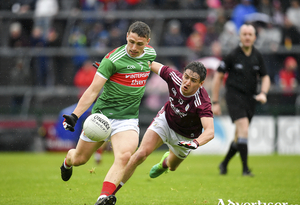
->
<box><xmin>0</xmin><ymin>151</ymin><xmax>299</xmax><ymax>205</ymax></box>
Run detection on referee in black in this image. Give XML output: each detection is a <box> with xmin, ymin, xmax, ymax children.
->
<box><xmin>212</xmin><ymin>24</ymin><xmax>271</xmax><ymax>176</ymax></box>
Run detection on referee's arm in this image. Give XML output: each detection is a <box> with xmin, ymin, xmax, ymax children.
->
<box><xmin>255</xmin><ymin>75</ymin><xmax>271</xmax><ymax>104</ymax></box>
<box><xmin>211</xmin><ymin>71</ymin><xmax>225</xmax><ymax>115</ymax></box>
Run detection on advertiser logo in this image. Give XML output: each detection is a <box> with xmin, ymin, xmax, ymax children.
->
<box><xmin>218</xmin><ymin>199</ymin><xmax>294</xmax><ymax>205</ymax></box>
<box><xmin>110</xmin><ymin>71</ymin><xmax>150</xmax><ymax>87</ymax></box>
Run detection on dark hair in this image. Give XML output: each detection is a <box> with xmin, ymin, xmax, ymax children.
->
<box><xmin>184</xmin><ymin>61</ymin><xmax>207</xmax><ymax>82</ymax></box>
<box><xmin>128</xmin><ymin>21</ymin><xmax>151</xmax><ymax>39</ymax></box>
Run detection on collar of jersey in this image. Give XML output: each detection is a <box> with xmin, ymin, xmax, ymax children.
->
<box><xmin>125</xmin><ymin>45</ymin><xmax>146</xmax><ymax>59</ymax></box>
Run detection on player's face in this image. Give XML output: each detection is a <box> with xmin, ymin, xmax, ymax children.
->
<box><xmin>181</xmin><ymin>69</ymin><xmax>204</xmax><ymax>96</ymax></box>
<box><xmin>239</xmin><ymin>25</ymin><xmax>256</xmax><ymax>48</ymax></box>
<box><xmin>126</xmin><ymin>32</ymin><xmax>150</xmax><ymax>57</ymax></box>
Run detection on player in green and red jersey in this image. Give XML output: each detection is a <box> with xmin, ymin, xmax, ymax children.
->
<box><xmin>92</xmin><ymin>44</ymin><xmax>156</xmax><ymax>119</ymax></box>
<box><xmin>60</xmin><ymin>21</ymin><xmax>156</xmax><ymax>205</ymax></box>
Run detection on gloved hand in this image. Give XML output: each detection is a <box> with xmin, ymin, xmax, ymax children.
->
<box><xmin>93</xmin><ymin>61</ymin><xmax>100</xmax><ymax>68</ymax></box>
<box><xmin>178</xmin><ymin>139</ymin><xmax>199</xmax><ymax>150</ymax></box>
<box><xmin>62</xmin><ymin>113</ymin><xmax>78</xmax><ymax>132</ymax></box>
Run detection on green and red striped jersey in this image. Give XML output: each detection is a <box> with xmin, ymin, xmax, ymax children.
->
<box><xmin>92</xmin><ymin>44</ymin><xmax>156</xmax><ymax>119</ymax></box>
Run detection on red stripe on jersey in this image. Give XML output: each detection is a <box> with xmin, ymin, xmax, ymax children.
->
<box><xmin>105</xmin><ymin>48</ymin><xmax>118</xmax><ymax>59</ymax></box>
<box><xmin>146</xmin><ymin>45</ymin><xmax>153</xmax><ymax>48</ymax></box>
<box><xmin>110</xmin><ymin>71</ymin><xmax>150</xmax><ymax>87</ymax></box>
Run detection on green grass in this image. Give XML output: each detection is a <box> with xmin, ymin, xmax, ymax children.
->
<box><xmin>0</xmin><ymin>151</ymin><xmax>299</xmax><ymax>205</ymax></box>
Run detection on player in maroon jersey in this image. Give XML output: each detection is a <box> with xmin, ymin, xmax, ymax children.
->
<box><xmin>112</xmin><ymin>61</ymin><xmax>214</xmax><ymax>195</ymax></box>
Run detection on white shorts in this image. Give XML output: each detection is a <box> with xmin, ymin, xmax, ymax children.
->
<box><xmin>148</xmin><ymin>111</ymin><xmax>191</xmax><ymax>159</ymax></box>
<box><xmin>80</xmin><ymin>118</ymin><xmax>139</xmax><ymax>143</ymax></box>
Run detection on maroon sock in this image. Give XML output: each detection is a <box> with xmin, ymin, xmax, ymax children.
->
<box><xmin>162</xmin><ymin>158</ymin><xmax>168</xmax><ymax>169</ymax></box>
<box><xmin>112</xmin><ymin>182</ymin><xmax>124</xmax><ymax>195</ymax></box>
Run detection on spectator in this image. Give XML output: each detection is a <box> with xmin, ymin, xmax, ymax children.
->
<box><xmin>30</xmin><ymin>26</ymin><xmax>53</xmax><ymax>86</ymax></box>
<box><xmin>87</xmin><ymin>22</ymin><xmax>109</xmax><ymax>47</ymax></box>
<box><xmin>34</xmin><ymin>0</ymin><xmax>59</xmax><ymax>40</ymax></box>
<box><xmin>130</xmin><ymin>0</ymin><xmax>155</xmax><ymax>10</ymax></box>
<box><xmin>161</xmin><ymin>0</ymin><xmax>181</xmax><ymax>10</ymax></box>
<box><xmin>124</xmin><ymin>0</ymin><xmax>141</xmax><ymax>9</ymax></box>
<box><xmin>201</xmin><ymin>40</ymin><xmax>222</xmax><ymax>95</ymax></box>
<box><xmin>218</xmin><ymin>20</ymin><xmax>239</xmax><ymax>55</ymax></box>
<box><xmin>213</xmin><ymin>8</ymin><xmax>228</xmax><ymax>36</ymax></box>
<box><xmin>281</xmin><ymin>16</ymin><xmax>300</xmax><ymax>50</ymax></box>
<box><xmin>180</xmin><ymin>0</ymin><xmax>206</xmax><ymax>9</ymax></box>
<box><xmin>8</xmin><ymin>21</ymin><xmax>31</xmax><ymax>110</ymax></box>
<box><xmin>272</xmin><ymin>0</ymin><xmax>285</xmax><ymax>27</ymax></box>
<box><xmin>9</xmin><ymin>21</ymin><xmax>30</xmax><ymax>47</ymax></box>
<box><xmin>206</xmin><ymin>0</ymin><xmax>222</xmax><ymax>9</ymax></box>
<box><xmin>162</xmin><ymin>20</ymin><xmax>185</xmax><ymax>47</ymax></box>
<box><xmin>204</xmin><ymin>22</ymin><xmax>219</xmax><ymax>47</ymax></box>
<box><xmin>9</xmin><ymin>59</ymin><xmax>30</xmax><ymax>113</ymax></box>
<box><xmin>69</xmin><ymin>27</ymin><xmax>88</xmax><ymax>71</ymax></box>
<box><xmin>46</xmin><ymin>28</ymin><xmax>65</xmax><ymax>85</ymax></box>
<box><xmin>286</xmin><ymin>0</ymin><xmax>300</xmax><ymax>33</ymax></box>
<box><xmin>231</xmin><ymin>0</ymin><xmax>257</xmax><ymax>32</ymax></box>
<box><xmin>186</xmin><ymin>22</ymin><xmax>207</xmax><ymax>60</ymax></box>
<box><xmin>255</xmin><ymin>22</ymin><xmax>282</xmax><ymax>82</ymax></box>
<box><xmin>275</xmin><ymin>56</ymin><xmax>298</xmax><ymax>93</ymax></box>
<box><xmin>255</xmin><ymin>22</ymin><xmax>281</xmax><ymax>52</ymax></box>
<box><xmin>221</xmin><ymin>0</ymin><xmax>238</xmax><ymax>10</ymax></box>
<box><xmin>9</xmin><ymin>1</ymin><xmax>36</xmax><ymax>35</ymax></box>
<box><xmin>80</xmin><ymin>0</ymin><xmax>99</xmax><ymax>11</ymax></box>
<box><xmin>8</xmin><ymin>21</ymin><xmax>30</xmax><ymax>79</ymax></box>
<box><xmin>59</xmin><ymin>0</ymin><xmax>80</xmax><ymax>11</ymax></box>
<box><xmin>258</xmin><ymin>0</ymin><xmax>272</xmax><ymax>16</ymax></box>
<box><xmin>7</xmin><ymin>0</ymin><xmax>36</xmax><ymax>14</ymax></box>
<box><xmin>107</xmin><ymin>26</ymin><xmax>126</xmax><ymax>48</ymax></box>
<box><xmin>162</xmin><ymin>19</ymin><xmax>185</xmax><ymax>68</ymax></box>
<box><xmin>74</xmin><ymin>60</ymin><xmax>97</xmax><ymax>89</ymax></box>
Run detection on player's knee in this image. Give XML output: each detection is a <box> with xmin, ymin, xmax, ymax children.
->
<box><xmin>134</xmin><ymin>149</ymin><xmax>148</xmax><ymax>163</ymax></box>
<box><xmin>118</xmin><ymin>151</ymin><xmax>132</xmax><ymax>165</ymax></box>
<box><xmin>66</xmin><ymin>149</ymin><xmax>87</xmax><ymax>166</ymax></box>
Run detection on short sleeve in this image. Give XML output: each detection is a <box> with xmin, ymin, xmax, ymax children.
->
<box><xmin>97</xmin><ymin>58</ymin><xmax>115</xmax><ymax>79</ymax></box>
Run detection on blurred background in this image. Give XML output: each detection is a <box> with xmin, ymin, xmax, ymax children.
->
<box><xmin>0</xmin><ymin>0</ymin><xmax>299</xmax><ymax>154</ymax></box>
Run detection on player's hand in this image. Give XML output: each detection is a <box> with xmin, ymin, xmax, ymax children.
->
<box><xmin>62</xmin><ymin>113</ymin><xmax>78</xmax><ymax>132</ymax></box>
<box><xmin>178</xmin><ymin>139</ymin><xmax>199</xmax><ymax>150</ymax></box>
<box><xmin>93</xmin><ymin>61</ymin><xmax>100</xmax><ymax>68</ymax></box>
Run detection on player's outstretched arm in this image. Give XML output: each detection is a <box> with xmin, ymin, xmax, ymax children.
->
<box><xmin>178</xmin><ymin>117</ymin><xmax>214</xmax><ymax>149</ymax></box>
<box><xmin>62</xmin><ymin>62</ymin><xmax>105</xmax><ymax>132</ymax></box>
<box><xmin>195</xmin><ymin>117</ymin><xmax>214</xmax><ymax>146</ymax></box>
<box><xmin>73</xmin><ymin>74</ymin><xmax>106</xmax><ymax>118</ymax></box>
<box><xmin>150</xmin><ymin>61</ymin><xmax>164</xmax><ymax>75</ymax></box>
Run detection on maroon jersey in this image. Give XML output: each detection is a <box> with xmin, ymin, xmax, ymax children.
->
<box><xmin>159</xmin><ymin>66</ymin><xmax>213</xmax><ymax>139</ymax></box>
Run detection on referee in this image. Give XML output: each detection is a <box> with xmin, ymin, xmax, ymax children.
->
<box><xmin>212</xmin><ymin>24</ymin><xmax>271</xmax><ymax>176</ymax></box>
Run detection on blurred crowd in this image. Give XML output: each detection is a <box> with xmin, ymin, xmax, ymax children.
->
<box><xmin>1</xmin><ymin>0</ymin><xmax>300</xmax><ymax>110</ymax></box>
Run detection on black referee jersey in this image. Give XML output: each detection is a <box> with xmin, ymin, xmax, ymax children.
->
<box><xmin>217</xmin><ymin>45</ymin><xmax>268</xmax><ymax>96</ymax></box>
